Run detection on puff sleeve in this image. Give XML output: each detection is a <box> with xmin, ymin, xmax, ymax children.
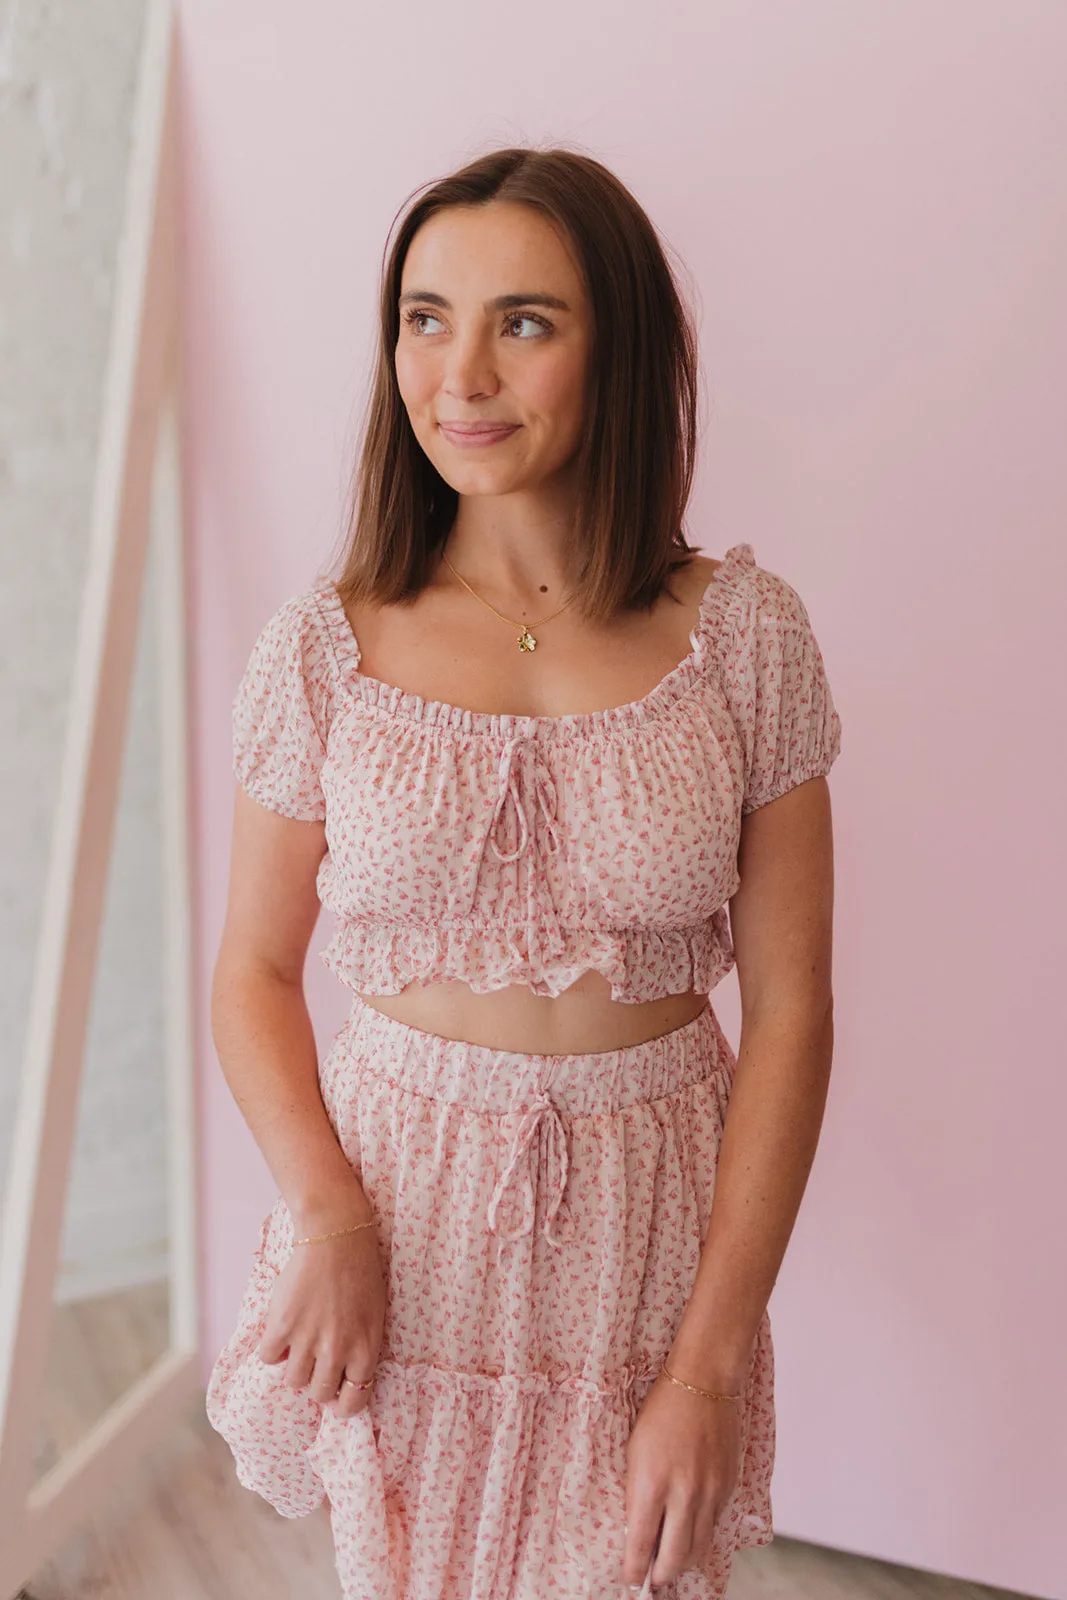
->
<box><xmin>231</xmin><ymin>591</ymin><xmax>335</xmax><ymax>821</ymax></box>
<box><xmin>719</xmin><ymin>562</ymin><xmax>842</xmax><ymax>816</ymax></box>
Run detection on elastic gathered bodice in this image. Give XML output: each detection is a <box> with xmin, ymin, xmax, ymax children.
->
<box><xmin>231</xmin><ymin>542</ymin><xmax>843</xmax><ymax>1004</ymax></box>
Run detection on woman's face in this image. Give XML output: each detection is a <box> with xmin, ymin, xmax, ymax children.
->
<box><xmin>394</xmin><ymin>201</ymin><xmax>592</xmax><ymax>500</ymax></box>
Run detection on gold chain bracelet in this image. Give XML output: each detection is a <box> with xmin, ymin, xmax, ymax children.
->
<box><xmin>292</xmin><ymin>1218</ymin><xmax>377</xmax><ymax>1247</ymax></box>
<box><xmin>660</xmin><ymin>1361</ymin><xmax>746</xmax><ymax>1406</ymax></box>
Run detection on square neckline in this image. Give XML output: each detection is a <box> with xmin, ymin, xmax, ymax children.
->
<box><xmin>313</xmin><ymin>542</ymin><xmax>754</xmax><ymax>739</ymax></box>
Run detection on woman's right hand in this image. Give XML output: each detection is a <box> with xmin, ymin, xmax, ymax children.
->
<box><xmin>257</xmin><ymin>1217</ymin><xmax>387</xmax><ymax>1420</ymax></box>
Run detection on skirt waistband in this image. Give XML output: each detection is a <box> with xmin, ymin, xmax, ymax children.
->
<box><xmin>335</xmin><ymin>991</ymin><xmax>734</xmax><ymax>1119</ymax></box>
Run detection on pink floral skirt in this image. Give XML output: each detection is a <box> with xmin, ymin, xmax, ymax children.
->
<box><xmin>205</xmin><ymin>994</ymin><xmax>775</xmax><ymax>1600</ymax></box>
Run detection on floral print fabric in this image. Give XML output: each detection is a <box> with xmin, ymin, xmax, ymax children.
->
<box><xmin>229</xmin><ymin>542</ymin><xmax>842</xmax><ymax>1003</ymax></box>
<box><xmin>210</xmin><ymin>541</ymin><xmax>843</xmax><ymax>1597</ymax></box>
<box><xmin>206</xmin><ymin>996</ymin><xmax>776</xmax><ymax>1600</ymax></box>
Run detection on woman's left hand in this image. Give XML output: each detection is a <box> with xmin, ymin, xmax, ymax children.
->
<box><xmin>622</xmin><ymin>1372</ymin><xmax>744</xmax><ymax>1587</ymax></box>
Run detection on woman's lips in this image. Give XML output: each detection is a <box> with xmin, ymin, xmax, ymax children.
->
<box><xmin>438</xmin><ymin>422</ymin><xmax>520</xmax><ymax>448</ymax></box>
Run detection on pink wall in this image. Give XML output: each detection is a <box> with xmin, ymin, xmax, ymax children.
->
<box><xmin>177</xmin><ymin>4</ymin><xmax>1067</xmax><ymax>1594</ymax></box>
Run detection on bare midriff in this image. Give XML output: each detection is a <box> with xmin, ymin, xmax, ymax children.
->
<box><xmin>355</xmin><ymin>976</ymin><xmax>710</xmax><ymax>1054</ymax></box>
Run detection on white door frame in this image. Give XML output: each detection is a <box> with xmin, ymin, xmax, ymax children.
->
<box><xmin>0</xmin><ymin>4</ymin><xmax>200</xmax><ymax>1591</ymax></box>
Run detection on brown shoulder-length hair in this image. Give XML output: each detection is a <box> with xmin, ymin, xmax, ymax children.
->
<box><xmin>332</xmin><ymin>145</ymin><xmax>702</xmax><ymax>623</ymax></box>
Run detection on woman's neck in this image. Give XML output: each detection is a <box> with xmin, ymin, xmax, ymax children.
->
<box><xmin>442</xmin><ymin>488</ymin><xmax>579</xmax><ymax>601</ymax></box>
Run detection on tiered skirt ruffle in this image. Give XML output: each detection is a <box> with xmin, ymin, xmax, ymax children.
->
<box><xmin>206</xmin><ymin>997</ymin><xmax>775</xmax><ymax>1600</ymax></box>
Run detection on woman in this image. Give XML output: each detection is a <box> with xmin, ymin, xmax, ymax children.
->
<box><xmin>206</xmin><ymin>146</ymin><xmax>842</xmax><ymax>1600</ymax></box>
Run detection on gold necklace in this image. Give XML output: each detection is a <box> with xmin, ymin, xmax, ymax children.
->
<box><xmin>441</xmin><ymin>551</ymin><xmax>573</xmax><ymax>652</ymax></box>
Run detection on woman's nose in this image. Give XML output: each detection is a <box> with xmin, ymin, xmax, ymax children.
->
<box><xmin>441</xmin><ymin>332</ymin><xmax>499</xmax><ymax>400</ymax></box>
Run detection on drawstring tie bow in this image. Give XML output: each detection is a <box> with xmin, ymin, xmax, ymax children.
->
<box><xmin>486</xmin><ymin>1088</ymin><xmax>570</xmax><ymax>1247</ymax></box>
<box><xmin>489</xmin><ymin>736</ymin><xmax>561</xmax><ymax>862</ymax></box>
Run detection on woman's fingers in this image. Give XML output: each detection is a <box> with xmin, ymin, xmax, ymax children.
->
<box><xmin>253</xmin><ymin>1253</ymin><xmax>385</xmax><ymax>1415</ymax></box>
<box><xmin>650</xmin><ymin>1495</ymin><xmax>696</xmax><ymax>1584</ymax></box>
<box><xmin>622</xmin><ymin>1502</ymin><xmax>663</xmax><ymax>1588</ymax></box>
<box><xmin>256</xmin><ymin>1330</ymin><xmax>288</xmax><ymax>1364</ymax></box>
<box><xmin>689</xmin><ymin>1496</ymin><xmax>725</xmax><ymax>1568</ymax></box>
<box><xmin>625</xmin><ymin>1491</ymin><xmax>721</xmax><ymax>1586</ymax></box>
<box><xmin>330</xmin><ymin>1364</ymin><xmax>375</xmax><ymax>1418</ymax></box>
<box><xmin>309</xmin><ymin>1349</ymin><xmax>347</xmax><ymax>1404</ymax></box>
<box><xmin>326</xmin><ymin>1338</ymin><xmax>379</xmax><ymax>1417</ymax></box>
<box><xmin>282</xmin><ymin>1343</ymin><xmax>316</xmax><ymax>1391</ymax></box>
<box><xmin>257</xmin><ymin>1302</ymin><xmax>293</xmax><ymax>1365</ymax></box>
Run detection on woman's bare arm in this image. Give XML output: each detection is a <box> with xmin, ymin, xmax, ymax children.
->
<box><xmin>211</xmin><ymin>787</ymin><xmax>372</xmax><ymax>1234</ymax></box>
<box><xmin>664</xmin><ymin>774</ymin><xmax>837</xmax><ymax>1389</ymax></box>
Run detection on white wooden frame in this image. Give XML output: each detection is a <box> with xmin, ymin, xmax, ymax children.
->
<box><xmin>0</xmin><ymin>4</ymin><xmax>200</xmax><ymax>1591</ymax></box>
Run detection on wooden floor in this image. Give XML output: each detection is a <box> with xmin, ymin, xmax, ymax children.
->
<box><xmin>21</xmin><ymin>1284</ymin><xmax>1035</xmax><ymax>1600</ymax></box>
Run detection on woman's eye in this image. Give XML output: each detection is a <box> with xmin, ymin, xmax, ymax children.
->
<box><xmin>505</xmin><ymin>313</ymin><xmax>550</xmax><ymax>338</ymax></box>
<box><xmin>404</xmin><ymin>310</ymin><xmax>445</xmax><ymax>335</ymax></box>
<box><xmin>401</xmin><ymin>308</ymin><xmax>551</xmax><ymax>338</ymax></box>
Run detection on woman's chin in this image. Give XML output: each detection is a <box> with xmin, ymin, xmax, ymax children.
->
<box><xmin>434</xmin><ymin>463</ymin><xmax>531</xmax><ymax>498</ymax></box>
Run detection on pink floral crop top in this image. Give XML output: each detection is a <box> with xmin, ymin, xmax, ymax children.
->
<box><xmin>231</xmin><ymin>542</ymin><xmax>842</xmax><ymax>1003</ymax></box>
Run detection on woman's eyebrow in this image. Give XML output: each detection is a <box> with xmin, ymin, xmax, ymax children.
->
<box><xmin>398</xmin><ymin>290</ymin><xmax>571</xmax><ymax>312</ymax></box>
